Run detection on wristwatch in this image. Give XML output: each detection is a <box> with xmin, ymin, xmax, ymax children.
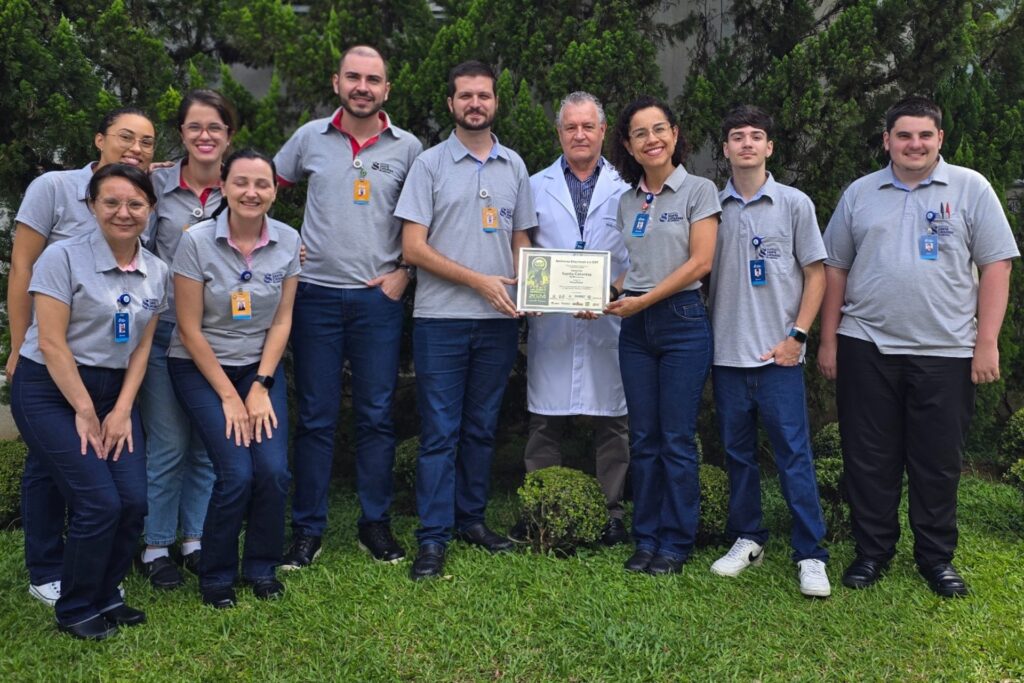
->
<box><xmin>788</xmin><ymin>326</ymin><xmax>808</xmax><ymax>344</ymax></box>
<box><xmin>254</xmin><ymin>374</ymin><xmax>275</xmax><ymax>390</ymax></box>
<box><xmin>609</xmin><ymin>285</ymin><xmax>621</xmax><ymax>301</ymax></box>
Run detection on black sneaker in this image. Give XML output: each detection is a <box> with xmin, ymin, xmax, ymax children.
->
<box><xmin>181</xmin><ymin>550</ymin><xmax>201</xmax><ymax>576</ymax></box>
<box><xmin>280</xmin><ymin>535</ymin><xmax>322</xmax><ymax>570</ymax></box>
<box><xmin>137</xmin><ymin>555</ymin><xmax>184</xmax><ymax>589</ymax></box>
<box><xmin>357</xmin><ymin>523</ymin><xmax>406</xmax><ymax>564</ymax></box>
<box><xmin>600</xmin><ymin>518</ymin><xmax>630</xmax><ymax>547</ymax></box>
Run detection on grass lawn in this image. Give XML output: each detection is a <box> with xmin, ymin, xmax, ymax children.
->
<box><xmin>0</xmin><ymin>475</ymin><xmax>1021</xmax><ymax>682</ymax></box>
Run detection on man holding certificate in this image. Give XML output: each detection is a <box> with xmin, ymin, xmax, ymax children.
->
<box><xmin>397</xmin><ymin>61</ymin><xmax>537</xmax><ymax>580</ymax></box>
<box><xmin>509</xmin><ymin>92</ymin><xmax>632</xmax><ymax>546</ymax></box>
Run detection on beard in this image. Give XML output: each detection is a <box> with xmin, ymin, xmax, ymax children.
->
<box><xmin>340</xmin><ymin>92</ymin><xmax>383</xmax><ymax>118</ymax></box>
<box><xmin>454</xmin><ymin>107</ymin><xmax>496</xmax><ymax>132</ymax></box>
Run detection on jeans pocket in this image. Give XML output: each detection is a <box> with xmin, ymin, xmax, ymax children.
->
<box><xmin>671</xmin><ymin>301</ymin><xmax>706</xmax><ymax>321</ymax></box>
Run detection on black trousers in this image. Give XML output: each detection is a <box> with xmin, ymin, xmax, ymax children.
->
<box><xmin>836</xmin><ymin>336</ymin><xmax>975</xmax><ymax>566</ymax></box>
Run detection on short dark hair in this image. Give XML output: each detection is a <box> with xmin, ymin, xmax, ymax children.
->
<box><xmin>177</xmin><ymin>89</ymin><xmax>238</xmax><ymax>133</ymax></box>
<box><xmin>610</xmin><ymin>96</ymin><xmax>689</xmax><ymax>187</ymax></box>
<box><xmin>88</xmin><ymin>163</ymin><xmax>158</xmax><ymax>206</ymax></box>
<box><xmin>721</xmin><ymin>105</ymin><xmax>773</xmax><ymax>142</ymax></box>
<box><xmin>97</xmin><ymin>107</ymin><xmax>152</xmax><ymax>135</ymax></box>
<box><xmin>339</xmin><ymin>45</ymin><xmax>388</xmax><ymax>80</ymax></box>
<box><xmin>885</xmin><ymin>96</ymin><xmax>942</xmax><ymax>131</ymax></box>
<box><xmin>447</xmin><ymin>60</ymin><xmax>496</xmax><ymax>98</ymax></box>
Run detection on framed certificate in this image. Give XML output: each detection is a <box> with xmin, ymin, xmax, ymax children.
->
<box><xmin>516</xmin><ymin>248</ymin><xmax>612</xmax><ymax>313</ymax></box>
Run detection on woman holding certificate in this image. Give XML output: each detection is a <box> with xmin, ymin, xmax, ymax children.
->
<box><xmin>606</xmin><ymin>96</ymin><xmax>721</xmax><ymax>576</ymax></box>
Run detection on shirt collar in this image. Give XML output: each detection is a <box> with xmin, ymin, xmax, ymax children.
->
<box><xmin>721</xmin><ymin>172</ymin><xmax>776</xmax><ymax>205</ymax></box>
<box><xmin>879</xmin><ymin>156</ymin><xmax>949</xmax><ymax>191</ymax></box>
<box><xmin>174</xmin><ymin>159</ymin><xmax>221</xmax><ymax>196</ymax></box>
<box><xmin>636</xmin><ymin>164</ymin><xmax>688</xmax><ymax>196</ymax></box>
<box><xmin>323</xmin><ymin>108</ymin><xmax>395</xmax><ymax>138</ymax></box>
<box><xmin>446</xmin><ymin>130</ymin><xmax>508</xmax><ymax>163</ymax></box>
<box><xmin>560</xmin><ymin>156</ymin><xmax>602</xmax><ymax>181</ymax></box>
<box><xmin>214</xmin><ymin>209</ymin><xmax>279</xmax><ymax>245</ymax></box>
<box><xmin>89</xmin><ymin>227</ymin><xmax>149</xmax><ymax>276</ymax></box>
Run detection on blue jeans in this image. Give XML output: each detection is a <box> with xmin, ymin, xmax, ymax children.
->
<box><xmin>20</xmin><ymin>442</ymin><xmax>65</xmax><ymax>585</ymax></box>
<box><xmin>413</xmin><ymin>318</ymin><xmax>518</xmax><ymax>546</ymax></box>
<box><xmin>619</xmin><ymin>290</ymin><xmax>711</xmax><ymax>561</ymax></box>
<box><xmin>11</xmin><ymin>358</ymin><xmax>146</xmax><ymax>625</ymax></box>
<box><xmin>712</xmin><ymin>364</ymin><xmax>828</xmax><ymax>562</ymax></box>
<box><xmin>139</xmin><ymin>320</ymin><xmax>214</xmax><ymax>545</ymax></box>
<box><xmin>290</xmin><ymin>283</ymin><xmax>404</xmax><ymax>535</ymax></box>
<box><xmin>169</xmin><ymin>359</ymin><xmax>290</xmax><ymax>589</ymax></box>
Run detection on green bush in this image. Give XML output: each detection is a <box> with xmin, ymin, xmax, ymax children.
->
<box><xmin>814</xmin><ymin>456</ymin><xmax>851</xmax><ymax>541</ymax></box>
<box><xmin>1005</xmin><ymin>458</ymin><xmax>1024</xmax><ymax>495</ymax></box>
<box><xmin>393</xmin><ymin>436</ymin><xmax>419</xmax><ymax>494</ymax></box>
<box><xmin>698</xmin><ymin>464</ymin><xmax>729</xmax><ymax>546</ymax></box>
<box><xmin>517</xmin><ymin>466</ymin><xmax>606</xmax><ymax>554</ymax></box>
<box><xmin>998</xmin><ymin>408</ymin><xmax>1024</xmax><ymax>468</ymax></box>
<box><xmin>0</xmin><ymin>439</ymin><xmax>28</xmax><ymax>528</ymax></box>
<box><xmin>812</xmin><ymin>421</ymin><xmax>842</xmax><ymax>460</ymax></box>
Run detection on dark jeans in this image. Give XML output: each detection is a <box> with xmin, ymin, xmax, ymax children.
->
<box><xmin>169</xmin><ymin>359</ymin><xmax>290</xmax><ymax>589</ymax></box>
<box><xmin>412</xmin><ymin>318</ymin><xmax>519</xmax><ymax>546</ymax></box>
<box><xmin>712</xmin><ymin>364</ymin><xmax>828</xmax><ymax>562</ymax></box>
<box><xmin>290</xmin><ymin>283</ymin><xmax>404</xmax><ymax>535</ymax></box>
<box><xmin>836</xmin><ymin>335</ymin><xmax>974</xmax><ymax>566</ymax></box>
<box><xmin>11</xmin><ymin>358</ymin><xmax>146</xmax><ymax>625</ymax></box>
<box><xmin>619</xmin><ymin>290</ymin><xmax>711</xmax><ymax>560</ymax></box>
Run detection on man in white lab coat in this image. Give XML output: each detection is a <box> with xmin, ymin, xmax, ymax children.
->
<box><xmin>512</xmin><ymin>92</ymin><xmax>632</xmax><ymax>545</ymax></box>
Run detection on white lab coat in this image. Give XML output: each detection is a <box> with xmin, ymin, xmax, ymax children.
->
<box><xmin>526</xmin><ymin>157</ymin><xmax>630</xmax><ymax>416</ymax></box>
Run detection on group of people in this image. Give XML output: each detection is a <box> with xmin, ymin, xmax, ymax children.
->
<box><xmin>6</xmin><ymin>43</ymin><xmax>1016</xmax><ymax>641</ymax></box>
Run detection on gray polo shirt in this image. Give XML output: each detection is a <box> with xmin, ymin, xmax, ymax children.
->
<box><xmin>616</xmin><ymin>165</ymin><xmax>721</xmax><ymax>292</ymax></box>
<box><xmin>274</xmin><ymin>109</ymin><xmax>423</xmax><ymax>288</ymax></box>
<box><xmin>21</xmin><ymin>228</ymin><xmax>168</xmax><ymax>369</ymax></box>
<box><xmin>149</xmin><ymin>160</ymin><xmax>224</xmax><ymax>324</ymax></box>
<box><xmin>168</xmin><ymin>212</ymin><xmax>302</xmax><ymax>366</ymax></box>
<box><xmin>15</xmin><ymin>163</ymin><xmax>96</xmax><ymax>243</ymax></box>
<box><xmin>823</xmin><ymin>159</ymin><xmax>1019</xmax><ymax>357</ymax></box>
<box><xmin>394</xmin><ymin>132</ymin><xmax>538</xmax><ymax>319</ymax></box>
<box><xmin>709</xmin><ymin>174</ymin><xmax>827</xmax><ymax>367</ymax></box>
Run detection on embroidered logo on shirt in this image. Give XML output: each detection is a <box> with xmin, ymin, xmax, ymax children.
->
<box><xmin>757</xmin><ymin>245</ymin><xmax>783</xmax><ymax>260</ymax></box>
<box><xmin>371</xmin><ymin>161</ymin><xmax>395</xmax><ymax>176</ymax></box>
<box><xmin>500</xmin><ymin>207</ymin><xmax>515</xmax><ymax>219</ymax></box>
<box><xmin>263</xmin><ymin>272</ymin><xmax>285</xmax><ymax>284</ymax></box>
<box><xmin>142</xmin><ymin>298</ymin><xmax>161</xmax><ymax>310</ymax></box>
<box><xmin>659</xmin><ymin>212</ymin><xmax>683</xmax><ymax>222</ymax></box>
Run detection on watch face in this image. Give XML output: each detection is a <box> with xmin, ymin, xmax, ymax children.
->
<box><xmin>256</xmin><ymin>375</ymin><xmax>275</xmax><ymax>389</ymax></box>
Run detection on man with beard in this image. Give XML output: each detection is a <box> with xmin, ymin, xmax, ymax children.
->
<box><xmin>274</xmin><ymin>45</ymin><xmax>423</xmax><ymax>569</ymax></box>
<box><xmin>395</xmin><ymin>60</ymin><xmax>537</xmax><ymax>580</ymax></box>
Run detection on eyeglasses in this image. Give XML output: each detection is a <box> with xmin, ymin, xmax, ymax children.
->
<box><xmin>96</xmin><ymin>198</ymin><xmax>151</xmax><ymax>215</ymax></box>
<box><xmin>112</xmin><ymin>131</ymin><xmax>156</xmax><ymax>150</ymax></box>
<box><xmin>183</xmin><ymin>122</ymin><xmax>229</xmax><ymax>136</ymax></box>
<box><xmin>629</xmin><ymin>122</ymin><xmax>674</xmax><ymax>143</ymax></box>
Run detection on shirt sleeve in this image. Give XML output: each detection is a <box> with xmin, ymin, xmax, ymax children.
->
<box><xmin>171</xmin><ymin>230</ymin><xmax>205</xmax><ymax>282</ymax></box>
<box><xmin>791</xmin><ymin>192</ymin><xmax>828</xmax><ymax>267</ymax></box>
<box><xmin>687</xmin><ymin>177</ymin><xmax>723</xmax><ymax>223</ymax></box>
<box><xmin>822</xmin><ymin>190</ymin><xmax>856</xmax><ymax>269</ymax></box>
<box><xmin>393</xmin><ymin>156</ymin><xmax>435</xmax><ymax>226</ymax></box>
<box><xmin>273</xmin><ymin>128</ymin><xmax>306</xmax><ymax>185</ymax></box>
<box><xmin>512</xmin><ymin>161</ymin><xmax>538</xmax><ymax>231</ymax></box>
<box><xmin>27</xmin><ymin>244</ymin><xmax>73</xmax><ymax>305</ymax></box>
<box><xmin>967</xmin><ymin>182</ymin><xmax>1019</xmax><ymax>265</ymax></box>
<box><xmin>285</xmin><ymin>234</ymin><xmax>302</xmax><ymax>278</ymax></box>
<box><xmin>15</xmin><ymin>173</ymin><xmax>59</xmax><ymax>238</ymax></box>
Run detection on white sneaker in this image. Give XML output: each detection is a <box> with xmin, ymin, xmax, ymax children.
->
<box><xmin>29</xmin><ymin>581</ymin><xmax>60</xmax><ymax>607</ymax></box>
<box><xmin>710</xmin><ymin>538</ymin><xmax>765</xmax><ymax>577</ymax></box>
<box><xmin>797</xmin><ymin>559</ymin><xmax>831</xmax><ymax>597</ymax></box>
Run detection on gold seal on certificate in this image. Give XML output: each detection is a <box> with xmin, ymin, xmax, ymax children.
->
<box><xmin>516</xmin><ymin>248</ymin><xmax>611</xmax><ymax>313</ymax></box>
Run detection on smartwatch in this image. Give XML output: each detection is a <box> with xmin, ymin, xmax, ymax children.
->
<box><xmin>788</xmin><ymin>326</ymin><xmax>808</xmax><ymax>344</ymax></box>
<box><xmin>609</xmin><ymin>285</ymin><xmax>621</xmax><ymax>301</ymax></box>
<box><xmin>254</xmin><ymin>374</ymin><xmax>276</xmax><ymax>390</ymax></box>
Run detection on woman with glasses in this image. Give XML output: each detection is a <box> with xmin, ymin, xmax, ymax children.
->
<box><xmin>137</xmin><ymin>90</ymin><xmax>238</xmax><ymax>589</ymax></box>
<box><xmin>10</xmin><ymin>164</ymin><xmax>167</xmax><ymax>640</ymax></box>
<box><xmin>606</xmin><ymin>96</ymin><xmax>721</xmax><ymax>576</ymax></box>
<box><xmin>167</xmin><ymin>150</ymin><xmax>299</xmax><ymax>608</ymax></box>
<box><xmin>6</xmin><ymin>107</ymin><xmax>156</xmax><ymax>608</ymax></box>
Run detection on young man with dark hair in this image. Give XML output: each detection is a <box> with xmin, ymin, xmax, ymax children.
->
<box><xmin>819</xmin><ymin>95</ymin><xmax>1018</xmax><ymax>597</ymax></box>
<box><xmin>708</xmin><ymin>104</ymin><xmax>831</xmax><ymax>597</ymax></box>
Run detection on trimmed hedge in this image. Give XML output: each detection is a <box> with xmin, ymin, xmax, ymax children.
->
<box><xmin>999</xmin><ymin>407</ymin><xmax>1024</xmax><ymax>469</ymax></box>
<box><xmin>517</xmin><ymin>466</ymin><xmax>605</xmax><ymax>554</ymax></box>
<box><xmin>0</xmin><ymin>439</ymin><xmax>27</xmax><ymax>528</ymax></box>
<box><xmin>698</xmin><ymin>464</ymin><xmax>729</xmax><ymax>545</ymax></box>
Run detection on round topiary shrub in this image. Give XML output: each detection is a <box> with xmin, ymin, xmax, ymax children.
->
<box><xmin>1006</xmin><ymin>458</ymin><xmax>1024</xmax><ymax>495</ymax></box>
<box><xmin>814</xmin><ymin>456</ymin><xmax>850</xmax><ymax>541</ymax></box>
<box><xmin>517</xmin><ymin>466</ymin><xmax>606</xmax><ymax>555</ymax></box>
<box><xmin>698</xmin><ymin>464</ymin><xmax>729</xmax><ymax>546</ymax></box>
<box><xmin>812</xmin><ymin>421</ymin><xmax>842</xmax><ymax>460</ymax></box>
<box><xmin>0</xmin><ymin>439</ymin><xmax>28</xmax><ymax>528</ymax></box>
<box><xmin>999</xmin><ymin>408</ymin><xmax>1024</xmax><ymax>468</ymax></box>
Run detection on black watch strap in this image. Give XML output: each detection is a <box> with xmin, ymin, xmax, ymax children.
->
<box><xmin>254</xmin><ymin>374</ymin><xmax>275</xmax><ymax>389</ymax></box>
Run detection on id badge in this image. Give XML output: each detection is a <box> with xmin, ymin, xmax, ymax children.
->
<box><xmin>353</xmin><ymin>179</ymin><xmax>370</xmax><ymax>205</ymax></box>
<box><xmin>482</xmin><ymin>207</ymin><xmax>498</xmax><ymax>233</ymax></box>
<box><xmin>575</xmin><ymin>240</ymin><xmax>586</xmax><ymax>250</ymax></box>
<box><xmin>231</xmin><ymin>290</ymin><xmax>253</xmax><ymax>320</ymax></box>
<box><xmin>631</xmin><ymin>213</ymin><xmax>649</xmax><ymax>237</ymax></box>
<box><xmin>113</xmin><ymin>312</ymin><xmax>130</xmax><ymax>343</ymax></box>
<box><xmin>749</xmin><ymin>259</ymin><xmax>767</xmax><ymax>286</ymax></box>
<box><xmin>919</xmin><ymin>234</ymin><xmax>938</xmax><ymax>260</ymax></box>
